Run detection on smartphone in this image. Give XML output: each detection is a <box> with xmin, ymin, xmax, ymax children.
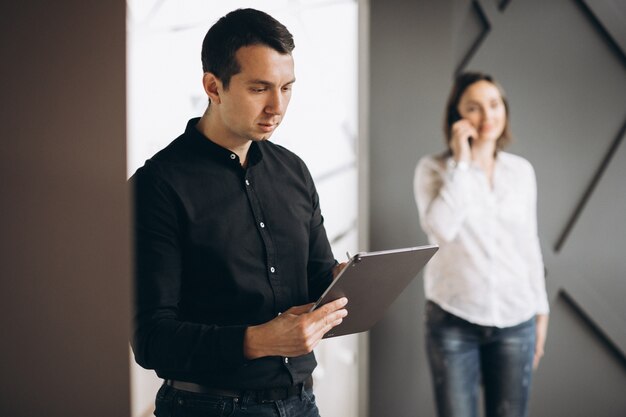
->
<box><xmin>450</xmin><ymin>114</ymin><xmax>472</xmax><ymax>147</ymax></box>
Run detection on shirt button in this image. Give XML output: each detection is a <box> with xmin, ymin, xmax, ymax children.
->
<box><xmin>260</xmin><ymin>222</ymin><xmax>265</xmax><ymax>228</ymax></box>
<box><xmin>270</xmin><ymin>267</ymin><xmax>276</xmax><ymax>273</ymax></box>
<box><xmin>230</xmin><ymin>154</ymin><xmax>236</xmax><ymax>160</ymax></box>
<box><xmin>245</xmin><ymin>179</ymin><xmax>250</xmax><ymax>186</ymax></box>
<box><xmin>284</xmin><ymin>357</ymin><xmax>289</xmax><ymax>364</ymax></box>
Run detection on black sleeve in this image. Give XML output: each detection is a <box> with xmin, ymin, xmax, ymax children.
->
<box><xmin>301</xmin><ymin>163</ymin><xmax>337</xmax><ymax>301</ymax></box>
<box><xmin>130</xmin><ymin>164</ymin><xmax>247</xmax><ymax>374</ymax></box>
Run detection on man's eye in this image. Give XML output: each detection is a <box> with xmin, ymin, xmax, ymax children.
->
<box><xmin>251</xmin><ymin>87</ymin><xmax>267</xmax><ymax>93</ymax></box>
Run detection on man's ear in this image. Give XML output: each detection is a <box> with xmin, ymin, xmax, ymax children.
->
<box><xmin>202</xmin><ymin>72</ymin><xmax>222</xmax><ymax>104</ymax></box>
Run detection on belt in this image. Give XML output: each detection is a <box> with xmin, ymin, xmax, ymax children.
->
<box><xmin>165</xmin><ymin>376</ymin><xmax>313</xmax><ymax>401</ymax></box>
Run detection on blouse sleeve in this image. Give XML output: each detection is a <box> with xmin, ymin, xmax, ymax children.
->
<box><xmin>526</xmin><ymin>164</ymin><xmax>550</xmax><ymax>314</ymax></box>
<box><xmin>413</xmin><ymin>155</ymin><xmax>475</xmax><ymax>244</ymax></box>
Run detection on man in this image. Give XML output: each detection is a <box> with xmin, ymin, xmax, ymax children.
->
<box><xmin>131</xmin><ymin>8</ymin><xmax>347</xmax><ymax>417</ymax></box>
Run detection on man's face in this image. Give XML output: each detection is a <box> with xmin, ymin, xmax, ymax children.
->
<box><xmin>215</xmin><ymin>44</ymin><xmax>295</xmax><ymax>143</ymax></box>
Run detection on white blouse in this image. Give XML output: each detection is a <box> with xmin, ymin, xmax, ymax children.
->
<box><xmin>414</xmin><ymin>152</ymin><xmax>549</xmax><ymax>328</ymax></box>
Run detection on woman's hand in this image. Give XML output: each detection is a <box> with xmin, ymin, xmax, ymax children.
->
<box><xmin>449</xmin><ymin>119</ymin><xmax>477</xmax><ymax>163</ymax></box>
<box><xmin>533</xmin><ymin>314</ymin><xmax>549</xmax><ymax>369</ymax></box>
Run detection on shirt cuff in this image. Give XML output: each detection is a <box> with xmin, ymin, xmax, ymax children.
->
<box><xmin>536</xmin><ymin>299</ymin><xmax>550</xmax><ymax>315</ymax></box>
<box><xmin>217</xmin><ymin>325</ymin><xmax>249</xmax><ymax>367</ymax></box>
<box><xmin>446</xmin><ymin>157</ymin><xmax>470</xmax><ymax>172</ymax></box>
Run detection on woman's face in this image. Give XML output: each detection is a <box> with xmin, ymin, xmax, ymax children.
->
<box><xmin>457</xmin><ymin>80</ymin><xmax>507</xmax><ymax>144</ymax></box>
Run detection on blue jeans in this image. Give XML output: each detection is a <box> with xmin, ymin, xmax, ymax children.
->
<box><xmin>425</xmin><ymin>301</ymin><xmax>535</xmax><ymax>417</ymax></box>
<box><xmin>153</xmin><ymin>383</ymin><xmax>320</xmax><ymax>417</ymax></box>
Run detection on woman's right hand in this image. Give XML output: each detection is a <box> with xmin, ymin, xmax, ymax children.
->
<box><xmin>449</xmin><ymin>119</ymin><xmax>477</xmax><ymax>163</ymax></box>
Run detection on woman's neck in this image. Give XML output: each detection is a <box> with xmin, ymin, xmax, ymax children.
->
<box><xmin>471</xmin><ymin>141</ymin><xmax>497</xmax><ymax>185</ymax></box>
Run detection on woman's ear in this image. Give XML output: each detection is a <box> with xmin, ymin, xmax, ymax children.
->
<box><xmin>202</xmin><ymin>72</ymin><xmax>222</xmax><ymax>104</ymax></box>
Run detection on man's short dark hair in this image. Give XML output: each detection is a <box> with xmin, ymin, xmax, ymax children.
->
<box><xmin>201</xmin><ymin>8</ymin><xmax>295</xmax><ymax>89</ymax></box>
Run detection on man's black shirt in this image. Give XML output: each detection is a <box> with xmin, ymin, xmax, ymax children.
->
<box><xmin>131</xmin><ymin>118</ymin><xmax>336</xmax><ymax>389</ymax></box>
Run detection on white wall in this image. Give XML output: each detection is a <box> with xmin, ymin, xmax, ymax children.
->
<box><xmin>126</xmin><ymin>2</ymin><xmax>364</xmax><ymax>416</ymax></box>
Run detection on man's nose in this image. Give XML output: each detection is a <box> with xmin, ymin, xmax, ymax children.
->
<box><xmin>265</xmin><ymin>90</ymin><xmax>286</xmax><ymax>115</ymax></box>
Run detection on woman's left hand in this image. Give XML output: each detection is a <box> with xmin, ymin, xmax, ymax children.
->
<box><xmin>533</xmin><ymin>314</ymin><xmax>549</xmax><ymax>369</ymax></box>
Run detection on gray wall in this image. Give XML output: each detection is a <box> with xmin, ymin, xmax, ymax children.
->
<box><xmin>368</xmin><ymin>1</ymin><xmax>454</xmax><ymax>416</ymax></box>
<box><xmin>368</xmin><ymin>0</ymin><xmax>626</xmax><ymax>416</ymax></box>
<box><xmin>0</xmin><ymin>2</ymin><xmax>131</xmax><ymax>417</ymax></box>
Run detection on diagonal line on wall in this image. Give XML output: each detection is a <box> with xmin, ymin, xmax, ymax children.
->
<box><xmin>498</xmin><ymin>0</ymin><xmax>512</xmax><ymax>12</ymax></box>
<box><xmin>560</xmin><ymin>289</ymin><xmax>626</xmax><ymax>362</ymax></box>
<box><xmin>329</xmin><ymin>219</ymin><xmax>358</xmax><ymax>246</ymax></box>
<box><xmin>577</xmin><ymin>0</ymin><xmax>626</xmax><ymax>68</ymax></box>
<box><xmin>313</xmin><ymin>162</ymin><xmax>356</xmax><ymax>184</ymax></box>
<box><xmin>554</xmin><ymin>116</ymin><xmax>626</xmax><ymax>253</ymax></box>
<box><xmin>456</xmin><ymin>0</ymin><xmax>491</xmax><ymax>75</ymax></box>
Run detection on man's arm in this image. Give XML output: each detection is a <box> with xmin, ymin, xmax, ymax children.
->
<box><xmin>244</xmin><ymin>297</ymin><xmax>348</xmax><ymax>359</ymax></box>
<box><xmin>239</xmin><ymin>156</ymin><xmax>351</xmax><ymax>360</ymax></box>
<box><xmin>131</xmin><ymin>166</ymin><xmax>248</xmax><ymax>373</ymax></box>
<box><xmin>301</xmin><ymin>161</ymin><xmax>339</xmax><ymax>300</ymax></box>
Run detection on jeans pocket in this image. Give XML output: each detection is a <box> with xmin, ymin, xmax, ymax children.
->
<box><xmin>155</xmin><ymin>384</ymin><xmax>170</xmax><ymax>401</ymax></box>
<box><xmin>154</xmin><ymin>384</ymin><xmax>176</xmax><ymax>417</ymax></box>
<box><xmin>301</xmin><ymin>388</ymin><xmax>317</xmax><ymax>406</ymax></box>
<box><xmin>297</xmin><ymin>388</ymin><xmax>321</xmax><ymax>417</ymax></box>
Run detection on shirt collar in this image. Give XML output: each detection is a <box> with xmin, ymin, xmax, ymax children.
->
<box><xmin>183</xmin><ymin>117</ymin><xmax>264</xmax><ymax>168</ymax></box>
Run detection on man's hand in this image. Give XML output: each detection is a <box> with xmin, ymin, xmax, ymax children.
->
<box><xmin>333</xmin><ymin>262</ymin><xmax>348</xmax><ymax>278</ymax></box>
<box><xmin>243</xmin><ymin>297</ymin><xmax>348</xmax><ymax>359</ymax></box>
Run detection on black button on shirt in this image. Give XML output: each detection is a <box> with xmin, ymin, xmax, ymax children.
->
<box><xmin>131</xmin><ymin>118</ymin><xmax>337</xmax><ymax>389</ymax></box>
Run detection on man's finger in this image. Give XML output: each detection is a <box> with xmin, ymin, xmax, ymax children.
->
<box><xmin>312</xmin><ymin>297</ymin><xmax>348</xmax><ymax>319</ymax></box>
<box><xmin>312</xmin><ymin>308</ymin><xmax>348</xmax><ymax>338</ymax></box>
<box><xmin>284</xmin><ymin>303</ymin><xmax>315</xmax><ymax>316</ymax></box>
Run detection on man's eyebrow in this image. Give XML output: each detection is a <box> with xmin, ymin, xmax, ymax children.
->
<box><xmin>246</xmin><ymin>78</ymin><xmax>296</xmax><ymax>86</ymax></box>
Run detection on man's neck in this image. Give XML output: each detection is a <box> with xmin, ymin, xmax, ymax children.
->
<box><xmin>196</xmin><ymin>110</ymin><xmax>252</xmax><ymax>166</ymax></box>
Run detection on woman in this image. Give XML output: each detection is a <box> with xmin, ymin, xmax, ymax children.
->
<box><xmin>414</xmin><ymin>72</ymin><xmax>549</xmax><ymax>417</ymax></box>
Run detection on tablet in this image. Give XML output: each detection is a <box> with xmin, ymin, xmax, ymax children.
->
<box><xmin>311</xmin><ymin>245</ymin><xmax>438</xmax><ymax>338</ymax></box>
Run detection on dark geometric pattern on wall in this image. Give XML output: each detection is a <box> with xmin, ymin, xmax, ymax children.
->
<box><xmin>497</xmin><ymin>0</ymin><xmax>512</xmax><ymax>11</ymax></box>
<box><xmin>455</xmin><ymin>1</ymin><xmax>490</xmax><ymax>75</ymax></box>
<box><xmin>457</xmin><ymin>0</ymin><xmax>626</xmax><ymax>366</ymax></box>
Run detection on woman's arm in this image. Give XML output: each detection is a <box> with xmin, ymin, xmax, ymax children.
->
<box><xmin>525</xmin><ymin>162</ymin><xmax>550</xmax><ymax>369</ymax></box>
<box><xmin>414</xmin><ymin>156</ymin><xmax>474</xmax><ymax>243</ymax></box>
<box><xmin>534</xmin><ymin>314</ymin><xmax>549</xmax><ymax>369</ymax></box>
